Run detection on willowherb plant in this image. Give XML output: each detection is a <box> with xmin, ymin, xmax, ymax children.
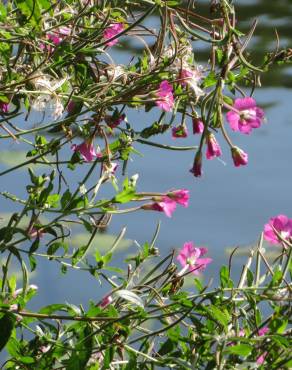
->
<box><xmin>0</xmin><ymin>0</ymin><xmax>291</xmax><ymax>368</ymax></box>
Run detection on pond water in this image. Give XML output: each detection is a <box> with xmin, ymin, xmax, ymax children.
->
<box><xmin>0</xmin><ymin>0</ymin><xmax>291</xmax><ymax>308</ymax></box>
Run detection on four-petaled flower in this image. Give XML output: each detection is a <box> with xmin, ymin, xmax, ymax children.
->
<box><xmin>172</xmin><ymin>125</ymin><xmax>188</xmax><ymax>138</ymax></box>
<box><xmin>71</xmin><ymin>141</ymin><xmax>101</xmax><ymax>162</ymax></box>
<box><xmin>226</xmin><ymin>97</ymin><xmax>265</xmax><ymax>134</ymax></box>
<box><xmin>167</xmin><ymin>189</ymin><xmax>189</xmax><ymax>207</ymax></box>
<box><xmin>206</xmin><ymin>132</ymin><xmax>222</xmax><ymax>160</ymax></box>
<box><xmin>231</xmin><ymin>146</ymin><xmax>248</xmax><ymax>167</ymax></box>
<box><xmin>177</xmin><ymin>242</ymin><xmax>212</xmax><ymax>275</ymax></box>
<box><xmin>155</xmin><ymin>80</ymin><xmax>175</xmax><ymax>112</ymax></box>
<box><xmin>103</xmin><ymin>23</ymin><xmax>124</xmax><ymax>46</ymax></box>
<box><xmin>263</xmin><ymin>214</ymin><xmax>292</xmax><ymax>245</ymax></box>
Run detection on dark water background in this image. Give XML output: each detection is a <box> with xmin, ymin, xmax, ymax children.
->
<box><xmin>0</xmin><ymin>0</ymin><xmax>292</xmax><ymax>308</ymax></box>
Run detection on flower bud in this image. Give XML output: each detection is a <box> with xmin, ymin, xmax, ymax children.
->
<box><xmin>231</xmin><ymin>146</ymin><xmax>248</xmax><ymax>167</ymax></box>
<box><xmin>190</xmin><ymin>151</ymin><xmax>202</xmax><ymax>177</ymax></box>
<box><xmin>206</xmin><ymin>132</ymin><xmax>222</xmax><ymax>160</ymax></box>
<box><xmin>192</xmin><ymin>118</ymin><xmax>204</xmax><ymax>134</ymax></box>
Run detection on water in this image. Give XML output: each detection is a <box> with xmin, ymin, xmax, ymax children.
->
<box><xmin>0</xmin><ymin>0</ymin><xmax>291</xmax><ymax>308</ymax></box>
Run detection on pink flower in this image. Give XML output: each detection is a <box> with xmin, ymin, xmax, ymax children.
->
<box><xmin>206</xmin><ymin>132</ymin><xmax>222</xmax><ymax>160</ymax></box>
<box><xmin>0</xmin><ymin>101</ymin><xmax>9</xmax><ymax>113</ymax></box>
<box><xmin>258</xmin><ymin>327</ymin><xmax>269</xmax><ymax>336</ymax></box>
<box><xmin>190</xmin><ymin>152</ymin><xmax>202</xmax><ymax>177</ymax></box>
<box><xmin>231</xmin><ymin>146</ymin><xmax>248</xmax><ymax>167</ymax></box>
<box><xmin>167</xmin><ymin>189</ymin><xmax>189</xmax><ymax>207</ymax></box>
<box><xmin>256</xmin><ymin>352</ymin><xmax>267</xmax><ymax>365</ymax></box>
<box><xmin>103</xmin><ymin>23</ymin><xmax>124</xmax><ymax>46</ymax></box>
<box><xmin>255</xmin><ymin>327</ymin><xmax>269</xmax><ymax>364</ymax></box>
<box><xmin>177</xmin><ymin>242</ymin><xmax>212</xmax><ymax>275</ymax></box>
<box><xmin>192</xmin><ymin>118</ymin><xmax>204</xmax><ymax>134</ymax></box>
<box><xmin>71</xmin><ymin>141</ymin><xmax>101</xmax><ymax>162</ymax></box>
<box><xmin>155</xmin><ymin>80</ymin><xmax>175</xmax><ymax>112</ymax></box>
<box><xmin>99</xmin><ymin>295</ymin><xmax>113</xmax><ymax>309</ymax></box>
<box><xmin>226</xmin><ymin>97</ymin><xmax>264</xmax><ymax>135</ymax></box>
<box><xmin>172</xmin><ymin>125</ymin><xmax>188</xmax><ymax>138</ymax></box>
<box><xmin>263</xmin><ymin>214</ymin><xmax>292</xmax><ymax>245</ymax></box>
<box><xmin>147</xmin><ymin>196</ymin><xmax>177</xmax><ymax>218</ymax></box>
<box><xmin>47</xmin><ymin>33</ymin><xmax>61</xmax><ymax>45</ymax></box>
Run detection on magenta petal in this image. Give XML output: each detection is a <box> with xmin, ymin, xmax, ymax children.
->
<box><xmin>198</xmin><ymin>247</ymin><xmax>208</xmax><ymax>256</ymax></box>
<box><xmin>238</xmin><ymin>120</ymin><xmax>252</xmax><ymax>134</ymax></box>
<box><xmin>273</xmin><ymin>214</ymin><xmax>289</xmax><ymax>230</ymax></box>
<box><xmin>234</xmin><ymin>97</ymin><xmax>256</xmax><ymax>110</ymax></box>
<box><xmin>226</xmin><ymin>111</ymin><xmax>240</xmax><ymax>131</ymax></box>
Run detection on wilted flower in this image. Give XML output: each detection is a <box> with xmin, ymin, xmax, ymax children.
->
<box><xmin>167</xmin><ymin>189</ymin><xmax>190</xmax><ymax>207</ymax></box>
<box><xmin>102</xmin><ymin>162</ymin><xmax>118</xmax><ymax>176</ymax></box>
<box><xmin>105</xmin><ymin>113</ymin><xmax>125</xmax><ymax>129</ymax></box>
<box><xmin>192</xmin><ymin>118</ymin><xmax>204</xmax><ymax>134</ymax></box>
<box><xmin>31</xmin><ymin>74</ymin><xmax>67</xmax><ymax>121</ymax></box>
<box><xmin>190</xmin><ymin>151</ymin><xmax>202</xmax><ymax>177</ymax></box>
<box><xmin>226</xmin><ymin>97</ymin><xmax>265</xmax><ymax>134</ymax></box>
<box><xmin>103</xmin><ymin>23</ymin><xmax>124</xmax><ymax>46</ymax></box>
<box><xmin>177</xmin><ymin>242</ymin><xmax>212</xmax><ymax>275</ymax></box>
<box><xmin>71</xmin><ymin>141</ymin><xmax>101</xmax><ymax>162</ymax></box>
<box><xmin>179</xmin><ymin>67</ymin><xmax>204</xmax><ymax>97</ymax></box>
<box><xmin>206</xmin><ymin>132</ymin><xmax>222</xmax><ymax>160</ymax></box>
<box><xmin>155</xmin><ymin>80</ymin><xmax>174</xmax><ymax>112</ymax></box>
<box><xmin>263</xmin><ymin>214</ymin><xmax>292</xmax><ymax>245</ymax></box>
<box><xmin>231</xmin><ymin>146</ymin><xmax>248</xmax><ymax>167</ymax></box>
<box><xmin>172</xmin><ymin>125</ymin><xmax>188</xmax><ymax>138</ymax></box>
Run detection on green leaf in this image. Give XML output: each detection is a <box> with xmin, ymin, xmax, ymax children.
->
<box><xmin>61</xmin><ymin>189</ymin><xmax>72</xmax><ymax>209</ymax></box>
<box><xmin>0</xmin><ymin>313</ymin><xmax>15</xmax><ymax>352</ymax></box>
<box><xmin>113</xmin><ymin>188</ymin><xmax>136</xmax><ymax>203</ymax></box>
<box><xmin>225</xmin><ymin>344</ymin><xmax>252</xmax><ymax>356</ymax></box>
<box><xmin>203</xmin><ymin>71</ymin><xmax>217</xmax><ymax>88</ymax></box>
<box><xmin>220</xmin><ymin>266</ymin><xmax>233</xmax><ymax>288</ymax></box>
<box><xmin>15</xmin><ymin>0</ymin><xmax>41</xmax><ymax>27</ymax></box>
<box><xmin>204</xmin><ymin>305</ymin><xmax>230</xmax><ymax>328</ymax></box>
